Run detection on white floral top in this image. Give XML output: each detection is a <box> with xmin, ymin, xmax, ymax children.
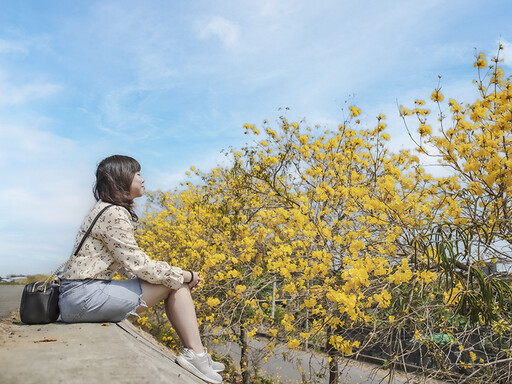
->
<box><xmin>61</xmin><ymin>201</ymin><xmax>183</xmax><ymax>290</ymax></box>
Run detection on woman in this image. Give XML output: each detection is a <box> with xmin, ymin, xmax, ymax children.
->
<box><xmin>59</xmin><ymin>155</ymin><xmax>223</xmax><ymax>384</ymax></box>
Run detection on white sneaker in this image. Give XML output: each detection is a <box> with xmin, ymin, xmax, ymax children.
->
<box><xmin>176</xmin><ymin>348</ymin><xmax>223</xmax><ymax>383</ymax></box>
<box><xmin>204</xmin><ymin>349</ymin><xmax>225</xmax><ymax>372</ymax></box>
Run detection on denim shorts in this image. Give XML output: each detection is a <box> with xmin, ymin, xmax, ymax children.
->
<box><xmin>59</xmin><ymin>278</ymin><xmax>143</xmax><ymax>323</ymax></box>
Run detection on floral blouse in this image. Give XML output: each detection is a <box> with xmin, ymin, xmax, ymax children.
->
<box><xmin>60</xmin><ymin>201</ymin><xmax>183</xmax><ymax>290</ymax></box>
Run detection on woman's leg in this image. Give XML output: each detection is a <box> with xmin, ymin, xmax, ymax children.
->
<box><xmin>137</xmin><ymin>280</ymin><xmax>204</xmax><ymax>354</ymax></box>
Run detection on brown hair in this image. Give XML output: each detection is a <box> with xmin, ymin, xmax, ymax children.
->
<box><xmin>93</xmin><ymin>155</ymin><xmax>141</xmax><ymax>221</ymax></box>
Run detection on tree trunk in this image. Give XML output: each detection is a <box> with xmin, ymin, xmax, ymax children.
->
<box><xmin>326</xmin><ymin>325</ymin><xmax>338</xmax><ymax>384</ymax></box>
<box><xmin>240</xmin><ymin>325</ymin><xmax>251</xmax><ymax>384</ymax></box>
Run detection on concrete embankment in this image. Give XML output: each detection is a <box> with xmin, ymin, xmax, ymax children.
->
<box><xmin>0</xmin><ymin>285</ymin><xmax>204</xmax><ymax>384</ymax></box>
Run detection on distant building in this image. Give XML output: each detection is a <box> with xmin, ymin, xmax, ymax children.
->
<box><xmin>0</xmin><ymin>274</ymin><xmax>28</xmax><ymax>283</ymax></box>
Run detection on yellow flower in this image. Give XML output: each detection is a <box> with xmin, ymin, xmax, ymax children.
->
<box><xmin>474</xmin><ymin>52</ymin><xmax>486</xmax><ymax>69</ymax></box>
<box><xmin>419</xmin><ymin>270</ymin><xmax>437</xmax><ymax>284</ymax></box>
<box><xmin>304</xmin><ymin>298</ymin><xmax>317</xmax><ymax>308</ymax></box>
<box><xmin>247</xmin><ymin>328</ymin><xmax>257</xmax><ymax>340</ymax></box>
<box><xmin>288</xmin><ymin>338</ymin><xmax>301</xmax><ymax>349</ymax></box>
<box><xmin>236</xmin><ymin>285</ymin><xmax>246</xmax><ymax>294</ymax></box>
<box><xmin>349</xmin><ymin>105</ymin><xmax>361</xmax><ymax>117</ymax></box>
<box><xmin>207</xmin><ymin>297</ymin><xmax>221</xmax><ymax>307</ymax></box>
<box><xmin>374</xmin><ymin>289</ymin><xmax>392</xmax><ymax>308</ymax></box>
<box><xmin>431</xmin><ymin>89</ymin><xmax>444</xmax><ymax>102</ymax></box>
<box><xmin>418</xmin><ymin>123</ymin><xmax>432</xmax><ymax>137</ymax></box>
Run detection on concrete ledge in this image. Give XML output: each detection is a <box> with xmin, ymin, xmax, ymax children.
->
<box><xmin>0</xmin><ymin>312</ymin><xmax>204</xmax><ymax>384</ymax></box>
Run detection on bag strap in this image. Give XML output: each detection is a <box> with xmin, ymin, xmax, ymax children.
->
<box><xmin>73</xmin><ymin>204</ymin><xmax>114</xmax><ymax>256</ymax></box>
<box><xmin>43</xmin><ymin>204</ymin><xmax>114</xmax><ymax>286</ymax></box>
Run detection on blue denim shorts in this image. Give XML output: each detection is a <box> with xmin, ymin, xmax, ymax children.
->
<box><xmin>59</xmin><ymin>278</ymin><xmax>143</xmax><ymax>323</ymax></box>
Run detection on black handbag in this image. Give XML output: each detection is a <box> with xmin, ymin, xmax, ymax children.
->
<box><xmin>20</xmin><ymin>281</ymin><xmax>60</xmax><ymax>324</ymax></box>
<box><xmin>19</xmin><ymin>204</ymin><xmax>114</xmax><ymax>324</ymax></box>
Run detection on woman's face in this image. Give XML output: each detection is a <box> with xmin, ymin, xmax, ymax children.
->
<box><xmin>129</xmin><ymin>172</ymin><xmax>145</xmax><ymax>199</ymax></box>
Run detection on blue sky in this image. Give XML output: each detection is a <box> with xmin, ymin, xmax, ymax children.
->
<box><xmin>1</xmin><ymin>0</ymin><xmax>511</xmax><ymax>276</ymax></box>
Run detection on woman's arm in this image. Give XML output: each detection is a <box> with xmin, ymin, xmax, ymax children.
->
<box><xmin>96</xmin><ymin>205</ymin><xmax>185</xmax><ymax>290</ymax></box>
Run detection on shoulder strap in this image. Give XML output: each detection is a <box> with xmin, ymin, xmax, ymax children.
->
<box><xmin>45</xmin><ymin>204</ymin><xmax>114</xmax><ymax>285</ymax></box>
<box><xmin>73</xmin><ymin>204</ymin><xmax>114</xmax><ymax>255</ymax></box>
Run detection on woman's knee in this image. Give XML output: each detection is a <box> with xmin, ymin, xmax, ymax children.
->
<box><xmin>166</xmin><ymin>284</ymin><xmax>193</xmax><ymax>303</ymax></box>
<box><xmin>140</xmin><ymin>280</ymin><xmax>172</xmax><ymax>307</ymax></box>
<box><xmin>177</xmin><ymin>283</ymin><xmax>193</xmax><ymax>293</ymax></box>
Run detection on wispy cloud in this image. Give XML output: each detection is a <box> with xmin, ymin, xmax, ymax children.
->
<box><xmin>0</xmin><ymin>70</ymin><xmax>61</xmax><ymax>107</ymax></box>
<box><xmin>0</xmin><ymin>121</ymin><xmax>74</xmax><ymax>163</ymax></box>
<box><xmin>0</xmin><ymin>38</ymin><xmax>29</xmax><ymax>55</ymax></box>
<box><xmin>196</xmin><ymin>16</ymin><xmax>241</xmax><ymax>48</ymax></box>
<box><xmin>96</xmin><ymin>86</ymin><xmax>162</xmax><ymax>140</ymax></box>
<box><xmin>252</xmin><ymin>0</ymin><xmax>300</xmax><ymax>18</ymax></box>
<box><xmin>0</xmin><ymin>122</ymin><xmax>97</xmax><ymax>274</ymax></box>
<box><xmin>0</xmin><ymin>121</ymin><xmax>94</xmax><ymax>216</ymax></box>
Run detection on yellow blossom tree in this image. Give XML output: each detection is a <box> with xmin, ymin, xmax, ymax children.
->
<box><xmin>134</xmin><ymin>46</ymin><xmax>512</xmax><ymax>384</ymax></box>
<box><xmin>399</xmin><ymin>45</ymin><xmax>512</xmax><ymax>382</ymax></box>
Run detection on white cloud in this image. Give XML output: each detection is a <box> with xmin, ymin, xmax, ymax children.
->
<box><xmin>0</xmin><ymin>38</ymin><xmax>29</xmax><ymax>55</ymax></box>
<box><xmin>0</xmin><ymin>121</ymin><xmax>75</xmax><ymax>164</ymax></box>
<box><xmin>196</xmin><ymin>17</ymin><xmax>241</xmax><ymax>48</ymax></box>
<box><xmin>0</xmin><ymin>124</ymin><xmax>93</xmax><ymax>221</ymax></box>
<box><xmin>253</xmin><ymin>0</ymin><xmax>299</xmax><ymax>18</ymax></box>
<box><xmin>0</xmin><ymin>121</ymin><xmax>98</xmax><ymax>274</ymax></box>
<box><xmin>97</xmin><ymin>86</ymin><xmax>160</xmax><ymax>140</ymax></box>
<box><xmin>0</xmin><ymin>70</ymin><xmax>61</xmax><ymax>107</ymax></box>
<box><xmin>0</xmin><ymin>36</ymin><xmax>59</xmax><ymax>106</ymax></box>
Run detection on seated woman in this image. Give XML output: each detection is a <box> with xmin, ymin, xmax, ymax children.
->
<box><xmin>59</xmin><ymin>154</ymin><xmax>223</xmax><ymax>384</ymax></box>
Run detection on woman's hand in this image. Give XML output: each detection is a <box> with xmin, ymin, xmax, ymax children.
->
<box><xmin>185</xmin><ymin>270</ymin><xmax>202</xmax><ymax>291</ymax></box>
